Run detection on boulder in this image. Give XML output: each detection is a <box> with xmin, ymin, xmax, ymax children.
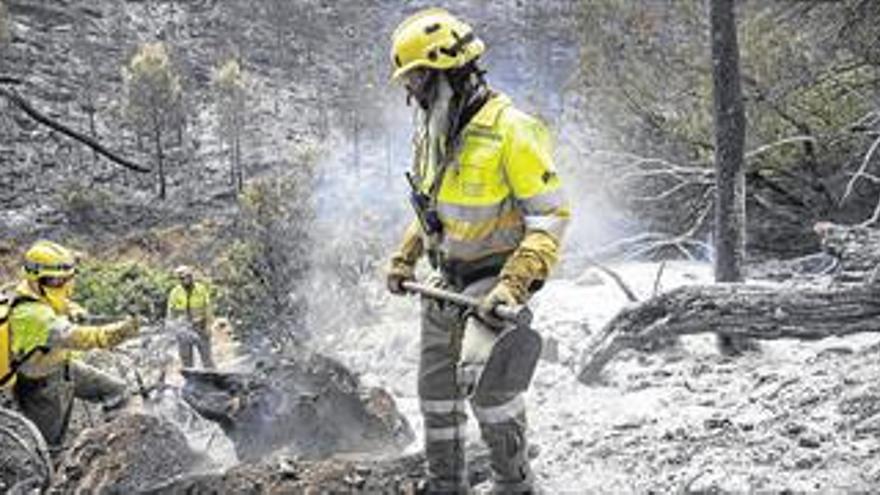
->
<box><xmin>181</xmin><ymin>351</ymin><xmax>414</xmax><ymax>461</ymax></box>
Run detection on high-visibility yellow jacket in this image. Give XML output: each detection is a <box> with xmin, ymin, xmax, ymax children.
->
<box><xmin>393</xmin><ymin>92</ymin><xmax>570</xmax><ymax>294</ymax></box>
<box><xmin>166</xmin><ymin>282</ymin><xmax>213</xmax><ymax>331</ymax></box>
<box><xmin>9</xmin><ymin>281</ymin><xmax>118</xmax><ymax>378</ymax></box>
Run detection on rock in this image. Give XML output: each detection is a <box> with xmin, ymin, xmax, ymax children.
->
<box><xmin>181</xmin><ymin>351</ymin><xmax>414</xmax><ymax>461</ymax></box>
<box><xmin>782</xmin><ymin>422</ymin><xmax>807</xmax><ymax>437</ymax></box>
<box><xmin>704</xmin><ymin>416</ymin><xmax>733</xmax><ymax>430</ymax></box>
<box><xmin>793</xmin><ymin>454</ymin><xmax>823</xmax><ymax>470</ymax></box>
<box><xmin>798</xmin><ymin>436</ymin><xmax>822</xmax><ymax>449</ymax></box>
<box><xmin>50</xmin><ymin>414</ymin><xmax>200</xmax><ymax>494</ymax></box>
<box><xmin>0</xmin><ymin>408</ymin><xmax>51</xmax><ymax>494</ymax></box>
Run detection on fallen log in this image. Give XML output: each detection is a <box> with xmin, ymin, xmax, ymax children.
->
<box><xmin>578</xmin><ymin>278</ymin><xmax>880</xmax><ymax>384</ymax></box>
<box><xmin>578</xmin><ymin>223</ymin><xmax>880</xmax><ymax>383</ymax></box>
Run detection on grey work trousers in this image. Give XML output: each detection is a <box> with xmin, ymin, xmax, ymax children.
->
<box><xmin>13</xmin><ymin>361</ymin><xmax>128</xmax><ymax>447</ymax></box>
<box><xmin>418</xmin><ymin>276</ymin><xmax>534</xmax><ymax>494</ymax></box>
<box><xmin>177</xmin><ymin>328</ymin><xmax>215</xmax><ymax>369</ymax></box>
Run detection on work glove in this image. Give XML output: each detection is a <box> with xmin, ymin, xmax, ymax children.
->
<box><xmin>68</xmin><ymin>303</ymin><xmax>88</xmax><ymax>324</ymax></box>
<box><xmin>386</xmin><ymin>260</ymin><xmax>415</xmax><ymax>295</ymax></box>
<box><xmin>103</xmin><ymin>316</ymin><xmax>140</xmax><ymax>348</ymax></box>
<box><xmin>386</xmin><ymin>220</ymin><xmax>424</xmax><ymax>296</ymax></box>
<box><xmin>477</xmin><ymin>279</ymin><xmax>525</xmax><ymax>329</ymax></box>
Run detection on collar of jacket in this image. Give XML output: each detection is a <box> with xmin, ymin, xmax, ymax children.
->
<box><xmin>469</xmin><ymin>92</ymin><xmax>512</xmax><ymax>129</ymax></box>
<box><xmin>14</xmin><ymin>280</ymin><xmax>44</xmax><ymax>305</ymax></box>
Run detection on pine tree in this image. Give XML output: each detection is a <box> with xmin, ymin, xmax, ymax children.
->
<box><xmin>123</xmin><ymin>42</ymin><xmax>182</xmax><ymax>199</ymax></box>
<box><xmin>214</xmin><ymin>58</ymin><xmax>248</xmax><ymax>193</ymax></box>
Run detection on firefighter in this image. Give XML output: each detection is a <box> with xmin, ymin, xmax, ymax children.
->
<box><xmin>166</xmin><ymin>265</ymin><xmax>215</xmax><ymax>369</ymax></box>
<box><xmin>7</xmin><ymin>240</ymin><xmax>139</xmax><ymax>446</ymax></box>
<box><xmin>386</xmin><ymin>8</ymin><xmax>570</xmax><ymax>493</ymax></box>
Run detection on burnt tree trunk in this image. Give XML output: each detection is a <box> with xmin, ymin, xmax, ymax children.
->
<box><xmin>710</xmin><ymin>0</ymin><xmax>746</xmax><ymax>282</ymax></box>
<box><xmin>578</xmin><ymin>223</ymin><xmax>880</xmax><ymax>384</ymax></box>
<box><xmin>154</xmin><ymin>126</ymin><xmax>166</xmax><ymax>200</ymax></box>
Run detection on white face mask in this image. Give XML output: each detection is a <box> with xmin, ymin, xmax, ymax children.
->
<box><xmin>40</xmin><ymin>279</ymin><xmax>74</xmax><ymax>314</ymax></box>
<box><xmin>423</xmin><ymin>76</ymin><xmax>454</xmax><ymax>170</ymax></box>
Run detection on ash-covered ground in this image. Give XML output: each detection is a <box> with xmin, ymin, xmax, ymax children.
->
<box><xmin>325</xmin><ymin>261</ymin><xmax>880</xmax><ymax>493</ymax></box>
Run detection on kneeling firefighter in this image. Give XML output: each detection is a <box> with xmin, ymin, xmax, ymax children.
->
<box><xmin>386</xmin><ymin>9</ymin><xmax>570</xmax><ymax>494</ymax></box>
<box><xmin>0</xmin><ymin>240</ymin><xmax>139</xmax><ymax>447</ymax></box>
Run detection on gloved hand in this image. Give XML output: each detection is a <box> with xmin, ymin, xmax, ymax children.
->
<box><xmin>103</xmin><ymin>316</ymin><xmax>140</xmax><ymax>348</ymax></box>
<box><xmin>386</xmin><ymin>260</ymin><xmax>415</xmax><ymax>296</ymax></box>
<box><xmin>477</xmin><ymin>280</ymin><xmax>524</xmax><ymax>328</ymax></box>
<box><xmin>68</xmin><ymin>303</ymin><xmax>88</xmax><ymax>324</ymax></box>
<box><xmin>386</xmin><ymin>221</ymin><xmax>424</xmax><ymax>296</ymax></box>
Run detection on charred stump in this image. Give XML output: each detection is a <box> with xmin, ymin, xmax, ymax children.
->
<box><xmin>181</xmin><ymin>351</ymin><xmax>414</xmax><ymax>461</ymax></box>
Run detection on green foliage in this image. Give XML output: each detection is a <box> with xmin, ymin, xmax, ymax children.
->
<box><xmin>215</xmin><ymin>144</ymin><xmax>317</xmax><ymax>346</ymax></box>
<box><xmin>123</xmin><ymin>42</ymin><xmax>182</xmax><ymax>129</ymax></box>
<box><xmin>74</xmin><ymin>261</ymin><xmax>177</xmax><ymax>322</ymax></box>
<box><xmin>59</xmin><ymin>182</ymin><xmax>114</xmax><ymax>231</ymax></box>
<box><xmin>122</xmin><ymin>42</ymin><xmax>183</xmax><ymax>198</ymax></box>
<box><xmin>577</xmin><ymin>0</ymin><xmax>880</xmax><ymax>170</ymax></box>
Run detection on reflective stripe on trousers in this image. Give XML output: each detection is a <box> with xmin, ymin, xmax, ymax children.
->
<box><xmin>418</xmin><ymin>273</ymin><xmax>534</xmax><ymax>491</ymax></box>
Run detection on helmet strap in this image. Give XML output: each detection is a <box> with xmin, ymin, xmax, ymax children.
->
<box><xmin>446</xmin><ymin>62</ymin><xmax>490</xmax><ymax>146</ymax></box>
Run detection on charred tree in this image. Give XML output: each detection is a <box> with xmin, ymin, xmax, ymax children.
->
<box><xmin>710</xmin><ymin>0</ymin><xmax>746</xmax><ymax>282</ymax></box>
<box><xmin>710</xmin><ymin>0</ymin><xmax>752</xmax><ymax>353</ymax></box>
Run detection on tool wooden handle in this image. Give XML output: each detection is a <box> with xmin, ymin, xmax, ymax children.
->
<box><xmin>401</xmin><ymin>281</ymin><xmax>533</xmax><ymax>327</ymax></box>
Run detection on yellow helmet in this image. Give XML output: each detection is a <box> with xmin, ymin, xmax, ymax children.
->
<box><xmin>173</xmin><ymin>265</ymin><xmax>194</xmax><ymax>278</ymax></box>
<box><xmin>390</xmin><ymin>8</ymin><xmax>485</xmax><ymax>81</ymax></box>
<box><xmin>23</xmin><ymin>240</ymin><xmax>77</xmax><ymax>281</ymax></box>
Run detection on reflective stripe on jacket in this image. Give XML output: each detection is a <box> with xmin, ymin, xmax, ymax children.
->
<box><xmin>415</xmin><ymin>93</ymin><xmax>570</xmax><ymax>265</ymax></box>
<box><xmin>167</xmin><ymin>282</ymin><xmax>212</xmax><ymax>327</ymax></box>
<box><xmin>9</xmin><ymin>281</ymin><xmax>108</xmax><ymax>378</ymax></box>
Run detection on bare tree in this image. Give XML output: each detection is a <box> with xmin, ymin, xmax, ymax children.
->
<box><xmin>123</xmin><ymin>42</ymin><xmax>182</xmax><ymax>199</ymax></box>
<box><xmin>214</xmin><ymin>58</ymin><xmax>248</xmax><ymax>193</ymax></box>
<box><xmin>72</xmin><ymin>2</ymin><xmax>101</xmax><ymax>164</ymax></box>
<box><xmin>709</xmin><ymin>0</ymin><xmax>746</xmax><ymax>282</ymax></box>
<box><xmin>710</xmin><ymin>0</ymin><xmax>751</xmax><ymax>354</ymax></box>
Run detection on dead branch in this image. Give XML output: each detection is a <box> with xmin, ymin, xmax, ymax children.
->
<box><xmin>582</xmin><ymin>254</ymin><xmax>639</xmax><ymax>303</ymax></box>
<box><xmin>0</xmin><ymin>85</ymin><xmax>150</xmax><ymax>173</ymax></box>
<box><xmin>841</xmin><ymin>133</ymin><xmax>880</xmax><ymax>207</ymax></box>
<box><xmin>652</xmin><ymin>261</ymin><xmax>667</xmax><ymax>297</ymax></box>
<box><xmin>744</xmin><ymin>135</ymin><xmax>818</xmax><ymax>161</ymax></box>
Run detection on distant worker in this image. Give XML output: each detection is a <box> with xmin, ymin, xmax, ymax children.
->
<box><xmin>166</xmin><ymin>265</ymin><xmax>215</xmax><ymax>369</ymax></box>
<box><xmin>385</xmin><ymin>9</ymin><xmax>570</xmax><ymax>494</ymax></box>
<box><xmin>3</xmin><ymin>240</ymin><xmax>139</xmax><ymax>447</ymax></box>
